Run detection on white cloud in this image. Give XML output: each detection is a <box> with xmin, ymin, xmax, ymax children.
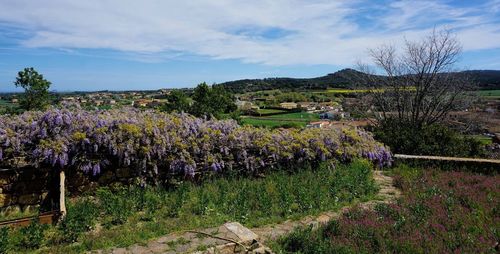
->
<box><xmin>0</xmin><ymin>0</ymin><xmax>499</xmax><ymax>65</ymax></box>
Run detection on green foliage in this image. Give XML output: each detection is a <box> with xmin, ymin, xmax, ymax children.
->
<box><xmin>190</xmin><ymin>83</ymin><xmax>236</xmax><ymax>118</ymax></box>
<box><xmin>0</xmin><ymin>227</ymin><xmax>9</xmax><ymax>254</ymax></box>
<box><xmin>2</xmin><ymin>160</ymin><xmax>377</xmax><ymax>253</ymax></box>
<box><xmin>162</xmin><ymin>90</ymin><xmax>190</xmax><ymax>113</ymax></box>
<box><xmin>96</xmin><ymin>188</ymin><xmax>134</xmax><ymax>226</ymax></box>
<box><xmin>58</xmin><ymin>199</ymin><xmax>99</xmax><ymax>242</ymax></box>
<box><xmin>240</xmin><ymin>118</ymin><xmax>307</xmax><ymax>128</ymax></box>
<box><xmin>374</xmin><ymin>119</ymin><xmax>485</xmax><ymax>157</ymax></box>
<box><xmin>14</xmin><ymin>67</ymin><xmax>51</xmax><ymax>111</ymax></box>
<box><xmin>19</xmin><ymin>220</ymin><xmax>47</xmax><ymax>249</ymax></box>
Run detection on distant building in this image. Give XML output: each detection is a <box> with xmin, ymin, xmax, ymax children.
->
<box><xmin>320</xmin><ymin>111</ymin><xmax>350</xmax><ymax>120</ymax></box>
<box><xmin>280</xmin><ymin>102</ymin><xmax>298</xmax><ymax>109</ymax></box>
<box><xmin>133</xmin><ymin>99</ymin><xmax>150</xmax><ymax>107</ymax></box>
<box><xmin>297</xmin><ymin>102</ymin><xmax>317</xmax><ymax>111</ymax></box>
<box><xmin>307</xmin><ymin>121</ymin><xmax>331</xmax><ymax>128</ymax></box>
<box><xmin>11</xmin><ymin>98</ymin><xmax>18</xmax><ymax>103</ymax></box>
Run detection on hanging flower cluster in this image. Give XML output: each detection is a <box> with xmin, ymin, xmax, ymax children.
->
<box><xmin>0</xmin><ymin>108</ymin><xmax>391</xmax><ymax>181</ymax></box>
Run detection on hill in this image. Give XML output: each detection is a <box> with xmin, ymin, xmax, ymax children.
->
<box><xmin>217</xmin><ymin>69</ymin><xmax>500</xmax><ymax>93</ymax></box>
<box><xmin>462</xmin><ymin>70</ymin><xmax>500</xmax><ymax>90</ymax></box>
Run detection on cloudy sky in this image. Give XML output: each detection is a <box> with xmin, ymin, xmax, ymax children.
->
<box><xmin>1</xmin><ymin>0</ymin><xmax>500</xmax><ymax>91</ymax></box>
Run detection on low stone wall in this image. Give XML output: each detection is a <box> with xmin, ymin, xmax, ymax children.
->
<box><xmin>0</xmin><ymin>167</ymin><xmax>139</xmax><ymax>214</ymax></box>
<box><xmin>0</xmin><ymin>168</ymin><xmax>55</xmax><ymax>214</ymax></box>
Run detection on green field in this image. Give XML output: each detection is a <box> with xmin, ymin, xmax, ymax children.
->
<box><xmin>312</xmin><ymin>88</ymin><xmax>369</xmax><ymax>94</ymax></box>
<box><xmin>266</xmin><ymin>112</ymin><xmax>319</xmax><ymax>121</ymax></box>
<box><xmin>241</xmin><ymin>112</ymin><xmax>319</xmax><ymax>128</ymax></box>
<box><xmin>256</xmin><ymin>108</ymin><xmax>287</xmax><ymax>114</ymax></box>
<box><xmin>477</xmin><ymin>89</ymin><xmax>500</xmax><ymax>98</ymax></box>
<box><xmin>241</xmin><ymin>118</ymin><xmax>307</xmax><ymax>128</ymax></box>
<box><xmin>469</xmin><ymin>134</ymin><xmax>493</xmax><ymax>145</ymax></box>
<box><xmin>0</xmin><ymin>99</ymin><xmax>13</xmax><ymax>106</ymax></box>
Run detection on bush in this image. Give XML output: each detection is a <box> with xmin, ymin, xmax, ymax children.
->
<box><xmin>374</xmin><ymin>119</ymin><xmax>485</xmax><ymax>157</ymax></box>
<box><xmin>58</xmin><ymin>199</ymin><xmax>99</xmax><ymax>242</ymax></box>
<box><xmin>19</xmin><ymin>220</ymin><xmax>47</xmax><ymax>249</ymax></box>
<box><xmin>0</xmin><ymin>108</ymin><xmax>391</xmax><ymax>185</ymax></box>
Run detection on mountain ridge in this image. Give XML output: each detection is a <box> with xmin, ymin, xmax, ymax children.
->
<box><xmin>217</xmin><ymin>69</ymin><xmax>500</xmax><ymax>93</ymax></box>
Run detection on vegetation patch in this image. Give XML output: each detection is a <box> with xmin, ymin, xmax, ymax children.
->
<box><xmin>1</xmin><ymin>160</ymin><xmax>378</xmax><ymax>253</ymax></box>
<box><xmin>477</xmin><ymin>89</ymin><xmax>500</xmax><ymax>98</ymax></box>
<box><xmin>0</xmin><ymin>109</ymin><xmax>391</xmax><ymax>184</ymax></box>
<box><xmin>273</xmin><ymin>165</ymin><xmax>500</xmax><ymax>253</ymax></box>
<box><xmin>240</xmin><ymin>118</ymin><xmax>307</xmax><ymax>128</ymax></box>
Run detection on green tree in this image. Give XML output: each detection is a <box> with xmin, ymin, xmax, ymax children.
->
<box><xmin>190</xmin><ymin>83</ymin><xmax>236</xmax><ymax>118</ymax></box>
<box><xmin>14</xmin><ymin>67</ymin><xmax>51</xmax><ymax>111</ymax></box>
<box><xmin>162</xmin><ymin>90</ymin><xmax>190</xmax><ymax>113</ymax></box>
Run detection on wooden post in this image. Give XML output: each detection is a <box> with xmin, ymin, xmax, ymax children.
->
<box><xmin>59</xmin><ymin>169</ymin><xmax>66</xmax><ymax>220</ymax></box>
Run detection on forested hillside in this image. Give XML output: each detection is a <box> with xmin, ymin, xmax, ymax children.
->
<box><xmin>217</xmin><ymin>69</ymin><xmax>500</xmax><ymax>93</ymax></box>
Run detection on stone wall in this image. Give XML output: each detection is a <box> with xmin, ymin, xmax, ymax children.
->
<box><xmin>0</xmin><ymin>167</ymin><xmax>138</xmax><ymax>214</ymax></box>
<box><xmin>0</xmin><ymin>168</ymin><xmax>56</xmax><ymax>214</ymax></box>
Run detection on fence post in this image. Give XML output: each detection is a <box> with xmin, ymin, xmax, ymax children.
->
<box><xmin>59</xmin><ymin>169</ymin><xmax>66</xmax><ymax>220</ymax></box>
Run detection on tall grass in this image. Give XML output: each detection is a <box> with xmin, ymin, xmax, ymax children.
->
<box><xmin>2</xmin><ymin>159</ymin><xmax>378</xmax><ymax>253</ymax></box>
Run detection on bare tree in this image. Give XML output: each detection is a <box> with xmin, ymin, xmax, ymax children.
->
<box><xmin>356</xmin><ymin>29</ymin><xmax>474</xmax><ymax>128</ymax></box>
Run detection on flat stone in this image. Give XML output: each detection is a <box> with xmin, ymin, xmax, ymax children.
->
<box><xmin>316</xmin><ymin>214</ymin><xmax>331</xmax><ymax>224</ymax></box>
<box><xmin>127</xmin><ymin>245</ymin><xmax>151</xmax><ymax>254</ymax></box>
<box><xmin>155</xmin><ymin>234</ymin><xmax>179</xmax><ymax>244</ymax></box>
<box><xmin>146</xmin><ymin>241</ymin><xmax>167</xmax><ymax>253</ymax></box>
<box><xmin>110</xmin><ymin>248</ymin><xmax>127</xmax><ymax>254</ymax></box>
<box><xmin>223</xmin><ymin>222</ymin><xmax>259</xmax><ymax>243</ymax></box>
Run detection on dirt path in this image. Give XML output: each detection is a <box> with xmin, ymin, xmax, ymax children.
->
<box><xmin>92</xmin><ymin>170</ymin><xmax>400</xmax><ymax>254</ymax></box>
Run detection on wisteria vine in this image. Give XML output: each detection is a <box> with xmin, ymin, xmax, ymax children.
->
<box><xmin>0</xmin><ymin>108</ymin><xmax>391</xmax><ymax>182</ymax></box>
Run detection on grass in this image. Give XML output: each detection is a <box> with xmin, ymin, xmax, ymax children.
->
<box><xmin>256</xmin><ymin>108</ymin><xmax>287</xmax><ymax>114</ymax></box>
<box><xmin>1</xmin><ymin>159</ymin><xmax>379</xmax><ymax>253</ymax></box>
<box><xmin>240</xmin><ymin>112</ymin><xmax>319</xmax><ymax>128</ymax></box>
<box><xmin>469</xmin><ymin>134</ymin><xmax>493</xmax><ymax>145</ymax></box>
<box><xmin>266</xmin><ymin>112</ymin><xmax>319</xmax><ymax>121</ymax></box>
<box><xmin>241</xmin><ymin>118</ymin><xmax>307</xmax><ymax>128</ymax></box>
<box><xmin>272</xmin><ymin>164</ymin><xmax>500</xmax><ymax>253</ymax></box>
<box><xmin>477</xmin><ymin>89</ymin><xmax>500</xmax><ymax>98</ymax></box>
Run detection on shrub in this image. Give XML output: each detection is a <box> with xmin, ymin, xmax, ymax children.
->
<box><xmin>0</xmin><ymin>108</ymin><xmax>391</xmax><ymax>185</ymax></box>
<box><xmin>58</xmin><ymin>199</ymin><xmax>99</xmax><ymax>242</ymax></box>
<box><xmin>374</xmin><ymin>119</ymin><xmax>485</xmax><ymax>157</ymax></box>
<box><xmin>19</xmin><ymin>220</ymin><xmax>47</xmax><ymax>249</ymax></box>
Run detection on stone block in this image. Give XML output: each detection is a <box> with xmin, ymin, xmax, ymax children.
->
<box><xmin>98</xmin><ymin>171</ymin><xmax>115</xmax><ymax>185</ymax></box>
<box><xmin>116</xmin><ymin>168</ymin><xmax>132</xmax><ymax>178</ymax></box>
<box><xmin>0</xmin><ymin>193</ymin><xmax>15</xmax><ymax>207</ymax></box>
<box><xmin>223</xmin><ymin>222</ymin><xmax>259</xmax><ymax>244</ymax></box>
<box><xmin>18</xmin><ymin>193</ymin><xmax>40</xmax><ymax>205</ymax></box>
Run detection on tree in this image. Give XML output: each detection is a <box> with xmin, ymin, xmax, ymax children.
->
<box><xmin>356</xmin><ymin>29</ymin><xmax>473</xmax><ymax>128</ymax></box>
<box><xmin>14</xmin><ymin>67</ymin><xmax>51</xmax><ymax>111</ymax></box>
<box><xmin>190</xmin><ymin>83</ymin><xmax>236</xmax><ymax>118</ymax></box>
<box><xmin>162</xmin><ymin>90</ymin><xmax>190</xmax><ymax>113</ymax></box>
<box><xmin>355</xmin><ymin>29</ymin><xmax>481</xmax><ymax>156</ymax></box>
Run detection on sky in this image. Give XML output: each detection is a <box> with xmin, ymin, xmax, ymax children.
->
<box><xmin>0</xmin><ymin>0</ymin><xmax>500</xmax><ymax>92</ymax></box>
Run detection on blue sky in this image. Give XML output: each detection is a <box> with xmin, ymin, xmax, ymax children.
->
<box><xmin>1</xmin><ymin>0</ymin><xmax>500</xmax><ymax>92</ymax></box>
